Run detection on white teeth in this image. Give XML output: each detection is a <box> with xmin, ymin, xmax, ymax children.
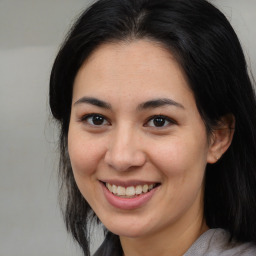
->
<box><xmin>126</xmin><ymin>186</ymin><xmax>135</xmax><ymax>196</ymax></box>
<box><xmin>106</xmin><ymin>183</ymin><xmax>156</xmax><ymax>197</ymax></box>
<box><xmin>112</xmin><ymin>184</ymin><xmax>117</xmax><ymax>194</ymax></box>
<box><xmin>142</xmin><ymin>184</ymin><xmax>149</xmax><ymax>193</ymax></box>
<box><xmin>135</xmin><ymin>185</ymin><xmax>143</xmax><ymax>195</ymax></box>
<box><xmin>117</xmin><ymin>186</ymin><xmax>126</xmax><ymax>196</ymax></box>
<box><xmin>106</xmin><ymin>183</ymin><xmax>112</xmax><ymax>192</ymax></box>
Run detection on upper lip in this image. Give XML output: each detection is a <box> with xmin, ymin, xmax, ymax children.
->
<box><xmin>100</xmin><ymin>179</ymin><xmax>161</xmax><ymax>187</ymax></box>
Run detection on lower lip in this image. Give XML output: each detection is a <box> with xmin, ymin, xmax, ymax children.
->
<box><xmin>101</xmin><ymin>183</ymin><xmax>158</xmax><ymax>210</ymax></box>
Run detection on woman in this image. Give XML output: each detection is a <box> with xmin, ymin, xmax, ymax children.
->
<box><xmin>49</xmin><ymin>0</ymin><xmax>256</xmax><ymax>255</ymax></box>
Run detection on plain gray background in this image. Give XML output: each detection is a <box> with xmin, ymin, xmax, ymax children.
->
<box><xmin>0</xmin><ymin>1</ymin><xmax>255</xmax><ymax>255</ymax></box>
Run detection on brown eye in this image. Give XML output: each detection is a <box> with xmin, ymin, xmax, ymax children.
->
<box><xmin>82</xmin><ymin>114</ymin><xmax>109</xmax><ymax>126</ymax></box>
<box><xmin>153</xmin><ymin>117</ymin><xmax>166</xmax><ymax>127</ymax></box>
<box><xmin>91</xmin><ymin>115</ymin><xmax>105</xmax><ymax>125</ymax></box>
<box><xmin>146</xmin><ymin>115</ymin><xmax>175</xmax><ymax>128</ymax></box>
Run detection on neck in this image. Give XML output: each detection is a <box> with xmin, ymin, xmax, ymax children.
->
<box><xmin>120</xmin><ymin>210</ymin><xmax>208</xmax><ymax>256</ymax></box>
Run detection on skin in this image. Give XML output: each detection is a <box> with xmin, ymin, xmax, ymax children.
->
<box><xmin>68</xmin><ymin>40</ymin><xmax>233</xmax><ymax>256</ymax></box>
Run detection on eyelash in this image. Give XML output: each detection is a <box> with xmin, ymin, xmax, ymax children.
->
<box><xmin>145</xmin><ymin>115</ymin><xmax>177</xmax><ymax>128</ymax></box>
<box><xmin>80</xmin><ymin>113</ymin><xmax>110</xmax><ymax>126</ymax></box>
<box><xmin>80</xmin><ymin>113</ymin><xmax>176</xmax><ymax>128</ymax></box>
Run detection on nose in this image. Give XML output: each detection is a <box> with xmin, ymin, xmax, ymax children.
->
<box><xmin>104</xmin><ymin>127</ymin><xmax>146</xmax><ymax>172</ymax></box>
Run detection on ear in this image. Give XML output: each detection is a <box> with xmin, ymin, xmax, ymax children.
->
<box><xmin>207</xmin><ymin>114</ymin><xmax>235</xmax><ymax>164</ymax></box>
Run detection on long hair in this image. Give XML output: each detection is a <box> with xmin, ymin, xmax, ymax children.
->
<box><xmin>49</xmin><ymin>0</ymin><xmax>256</xmax><ymax>255</ymax></box>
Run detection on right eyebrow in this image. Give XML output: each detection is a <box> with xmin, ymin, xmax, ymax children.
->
<box><xmin>73</xmin><ymin>96</ymin><xmax>112</xmax><ymax>109</ymax></box>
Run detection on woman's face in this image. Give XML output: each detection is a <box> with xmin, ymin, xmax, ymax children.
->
<box><xmin>68</xmin><ymin>40</ymin><xmax>215</xmax><ymax>239</ymax></box>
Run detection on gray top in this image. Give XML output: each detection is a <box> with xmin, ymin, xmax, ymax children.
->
<box><xmin>184</xmin><ymin>229</ymin><xmax>256</xmax><ymax>256</ymax></box>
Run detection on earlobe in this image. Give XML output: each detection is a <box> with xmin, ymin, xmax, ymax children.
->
<box><xmin>207</xmin><ymin>114</ymin><xmax>235</xmax><ymax>164</ymax></box>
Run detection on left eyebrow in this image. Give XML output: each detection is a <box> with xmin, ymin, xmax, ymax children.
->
<box><xmin>137</xmin><ymin>98</ymin><xmax>185</xmax><ymax>110</ymax></box>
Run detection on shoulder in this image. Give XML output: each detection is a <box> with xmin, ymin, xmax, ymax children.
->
<box><xmin>184</xmin><ymin>228</ymin><xmax>256</xmax><ymax>256</ymax></box>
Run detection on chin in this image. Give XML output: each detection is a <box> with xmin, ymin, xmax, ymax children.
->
<box><xmin>101</xmin><ymin>217</ymin><xmax>154</xmax><ymax>238</ymax></box>
<box><xmin>109</xmin><ymin>226</ymin><xmax>148</xmax><ymax>238</ymax></box>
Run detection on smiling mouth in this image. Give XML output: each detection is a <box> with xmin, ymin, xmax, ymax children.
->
<box><xmin>103</xmin><ymin>182</ymin><xmax>160</xmax><ymax>198</ymax></box>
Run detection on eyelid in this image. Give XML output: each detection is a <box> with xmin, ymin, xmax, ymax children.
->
<box><xmin>78</xmin><ymin>113</ymin><xmax>176</xmax><ymax>128</ymax></box>
<box><xmin>144</xmin><ymin>115</ymin><xmax>177</xmax><ymax>128</ymax></box>
<box><xmin>79</xmin><ymin>113</ymin><xmax>111</xmax><ymax>126</ymax></box>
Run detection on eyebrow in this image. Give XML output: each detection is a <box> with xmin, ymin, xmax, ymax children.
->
<box><xmin>74</xmin><ymin>96</ymin><xmax>184</xmax><ymax>110</ymax></box>
<box><xmin>74</xmin><ymin>97</ymin><xmax>111</xmax><ymax>109</ymax></box>
<box><xmin>137</xmin><ymin>98</ymin><xmax>185</xmax><ymax>110</ymax></box>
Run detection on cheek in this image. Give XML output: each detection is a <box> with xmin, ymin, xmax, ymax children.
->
<box><xmin>68</xmin><ymin>131</ymin><xmax>105</xmax><ymax>178</ymax></box>
<box><xmin>150</xmin><ymin>134</ymin><xmax>208</xmax><ymax>178</ymax></box>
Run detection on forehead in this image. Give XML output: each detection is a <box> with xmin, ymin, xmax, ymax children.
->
<box><xmin>72</xmin><ymin>40</ymin><xmax>193</xmax><ymax>106</ymax></box>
